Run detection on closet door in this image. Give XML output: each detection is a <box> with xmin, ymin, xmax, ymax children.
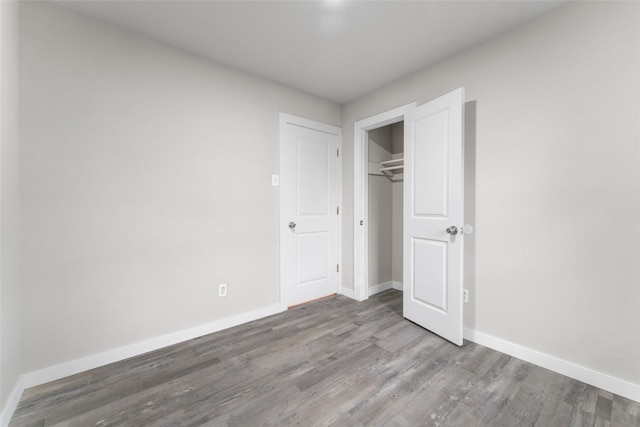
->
<box><xmin>403</xmin><ymin>88</ymin><xmax>465</xmax><ymax>345</ymax></box>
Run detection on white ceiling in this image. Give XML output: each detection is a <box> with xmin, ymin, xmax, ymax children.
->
<box><xmin>55</xmin><ymin>0</ymin><xmax>568</xmax><ymax>104</ymax></box>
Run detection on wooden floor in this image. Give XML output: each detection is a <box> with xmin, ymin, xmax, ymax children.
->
<box><xmin>11</xmin><ymin>290</ymin><xmax>640</xmax><ymax>426</ymax></box>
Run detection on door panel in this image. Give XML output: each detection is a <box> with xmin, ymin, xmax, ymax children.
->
<box><xmin>413</xmin><ymin>109</ymin><xmax>449</xmax><ymax>217</ymax></box>
<box><xmin>297</xmin><ymin>137</ymin><xmax>329</xmax><ymax>216</ymax></box>
<box><xmin>280</xmin><ymin>114</ymin><xmax>341</xmax><ymax>307</ymax></box>
<box><xmin>412</xmin><ymin>238</ymin><xmax>447</xmax><ymax>312</ymax></box>
<box><xmin>403</xmin><ymin>88</ymin><xmax>465</xmax><ymax>345</ymax></box>
<box><xmin>296</xmin><ymin>231</ymin><xmax>329</xmax><ymax>285</ymax></box>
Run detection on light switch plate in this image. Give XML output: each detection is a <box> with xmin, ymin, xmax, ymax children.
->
<box><xmin>272</xmin><ymin>174</ymin><xmax>280</xmax><ymax>187</ymax></box>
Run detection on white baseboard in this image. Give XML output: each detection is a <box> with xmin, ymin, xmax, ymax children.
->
<box><xmin>339</xmin><ymin>286</ymin><xmax>355</xmax><ymax>299</ymax></box>
<box><xmin>1</xmin><ymin>376</ymin><xmax>24</xmax><ymax>427</ymax></box>
<box><xmin>463</xmin><ymin>327</ymin><xmax>640</xmax><ymax>403</ymax></box>
<box><xmin>23</xmin><ymin>304</ymin><xmax>283</xmax><ymax>389</ymax></box>
<box><xmin>368</xmin><ymin>281</ymin><xmax>403</xmax><ymax>296</ymax></box>
<box><xmin>369</xmin><ymin>281</ymin><xmax>394</xmax><ymax>296</ymax></box>
<box><xmin>369</xmin><ymin>281</ymin><xmax>404</xmax><ymax>296</ymax></box>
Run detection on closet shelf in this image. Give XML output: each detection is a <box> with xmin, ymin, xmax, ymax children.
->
<box><xmin>379</xmin><ymin>158</ymin><xmax>404</xmax><ymax>168</ymax></box>
<box><xmin>379</xmin><ymin>158</ymin><xmax>404</xmax><ymax>180</ymax></box>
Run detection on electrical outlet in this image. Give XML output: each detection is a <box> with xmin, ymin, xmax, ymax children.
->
<box><xmin>462</xmin><ymin>289</ymin><xmax>469</xmax><ymax>303</ymax></box>
<box><xmin>219</xmin><ymin>284</ymin><xmax>227</xmax><ymax>297</ymax></box>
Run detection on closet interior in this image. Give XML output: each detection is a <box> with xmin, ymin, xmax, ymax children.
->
<box><xmin>368</xmin><ymin>122</ymin><xmax>404</xmax><ymax>294</ymax></box>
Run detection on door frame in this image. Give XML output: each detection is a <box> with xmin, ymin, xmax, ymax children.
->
<box><xmin>353</xmin><ymin>103</ymin><xmax>416</xmax><ymax>302</ymax></box>
<box><xmin>279</xmin><ymin>113</ymin><xmax>343</xmax><ymax>311</ymax></box>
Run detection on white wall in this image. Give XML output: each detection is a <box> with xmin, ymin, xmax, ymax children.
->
<box><xmin>342</xmin><ymin>1</ymin><xmax>640</xmax><ymax>386</ymax></box>
<box><xmin>0</xmin><ymin>0</ymin><xmax>22</xmax><ymax>417</ymax></box>
<box><xmin>367</xmin><ymin>126</ymin><xmax>392</xmax><ymax>153</ymax></box>
<box><xmin>390</xmin><ymin>122</ymin><xmax>403</xmax><ymax>155</ymax></box>
<box><xmin>19</xmin><ymin>1</ymin><xmax>340</xmax><ymax>372</ymax></box>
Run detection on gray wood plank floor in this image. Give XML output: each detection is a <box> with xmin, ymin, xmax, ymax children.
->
<box><xmin>10</xmin><ymin>290</ymin><xmax>640</xmax><ymax>426</ymax></box>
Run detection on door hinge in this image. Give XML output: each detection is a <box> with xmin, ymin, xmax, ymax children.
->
<box><xmin>337</xmin><ymin>206</ymin><xmax>339</xmax><ymax>215</ymax></box>
<box><xmin>337</xmin><ymin>148</ymin><xmax>340</xmax><ymax>157</ymax></box>
<box><xmin>337</xmin><ymin>264</ymin><xmax>339</xmax><ymax>272</ymax></box>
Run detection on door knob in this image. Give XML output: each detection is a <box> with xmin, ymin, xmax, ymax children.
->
<box><xmin>289</xmin><ymin>222</ymin><xmax>296</xmax><ymax>229</ymax></box>
<box><xmin>446</xmin><ymin>226</ymin><xmax>458</xmax><ymax>235</ymax></box>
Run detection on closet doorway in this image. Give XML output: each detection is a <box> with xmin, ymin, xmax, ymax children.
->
<box><xmin>353</xmin><ymin>103</ymin><xmax>416</xmax><ymax>302</ymax></box>
<box><xmin>353</xmin><ymin>89</ymin><xmax>467</xmax><ymax>345</ymax></box>
<box><xmin>366</xmin><ymin>123</ymin><xmax>404</xmax><ymax>297</ymax></box>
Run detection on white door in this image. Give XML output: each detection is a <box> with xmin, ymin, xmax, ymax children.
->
<box><xmin>403</xmin><ymin>88</ymin><xmax>465</xmax><ymax>345</ymax></box>
<box><xmin>280</xmin><ymin>114</ymin><xmax>341</xmax><ymax>308</ymax></box>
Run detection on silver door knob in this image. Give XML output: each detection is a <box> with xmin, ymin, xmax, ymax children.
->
<box><xmin>289</xmin><ymin>222</ymin><xmax>296</xmax><ymax>229</ymax></box>
<box><xmin>446</xmin><ymin>226</ymin><xmax>458</xmax><ymax>235</ymax></box>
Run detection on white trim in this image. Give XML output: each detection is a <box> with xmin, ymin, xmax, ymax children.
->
<box><xmin>279</xmin><ymin>113</ymin><xmax>342</xmax><ymax>310</ymax></box>
<box><xmin>369</xmin><ymin>281</ymin><xmax>394</xmax><ymax>296</ymax></box>
<box><xmin>464</xmin><ymin>327</ymin><xmax>640</xmax><ymax>403</ymax></box>
<box><xmin>339</xmin><ymin>286</ymin><xmax>356</xmax><ymax>300</ymax></box>
<box><xmin>353</xmin><ymin>103</ymin><xmax>417</xmax><ymax>303</ymax></box>
<box><xmin>336</xmin><ymin>122</ymin><xmax>343</xmax><ymax>297</ymax></box>
<box><xmin>279</xmin><ymin>113</ymin><xmax>341</xmax><ymax>136</ymax></box>
<box><xmin>0</xmin><ymin>376</ymin><xmax>24</xmax><ymax>427</ymax></box>
<box><xmin>23</xmin><ymin>304</ymin><xmax>282</xmax><ymax>389</ymax></box>
<box><xmin>368</xmin><ymin>281</ymin><xmax>403</xmax><ymax>297</ymax></box>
